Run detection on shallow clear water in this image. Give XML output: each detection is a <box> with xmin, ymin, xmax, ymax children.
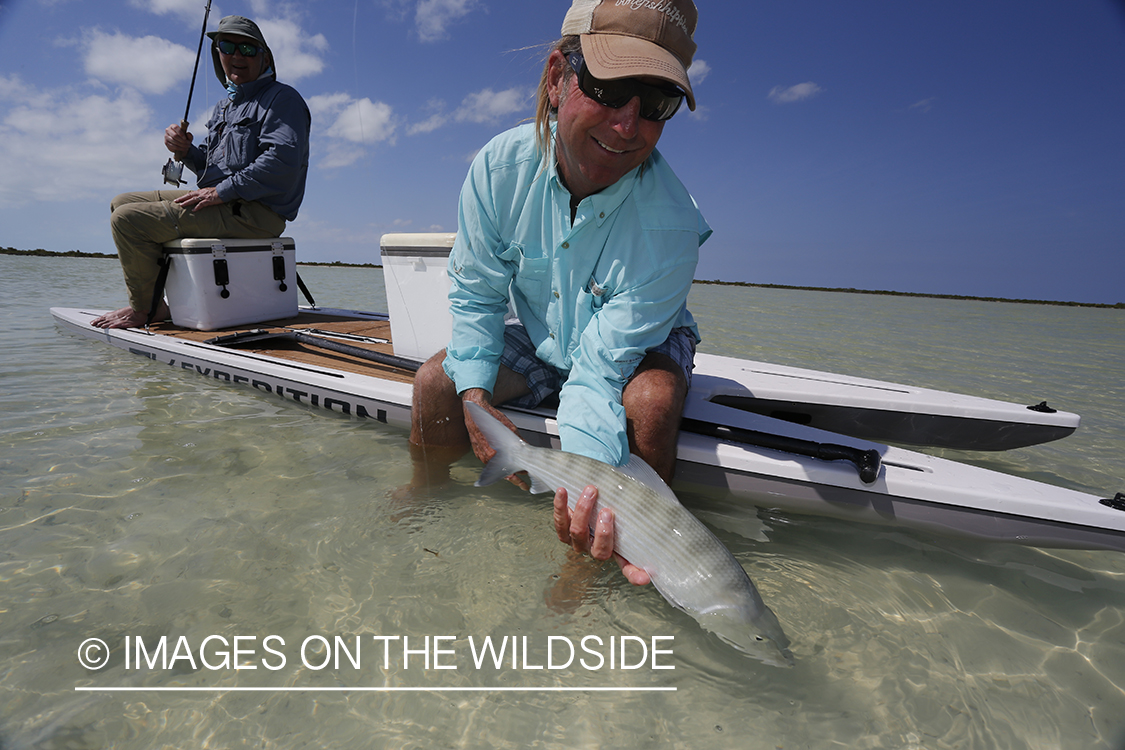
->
<box><xmin>2</xmin><ymin>255</ymin><xmax>1124</xmax><ymax>749</ymax></box>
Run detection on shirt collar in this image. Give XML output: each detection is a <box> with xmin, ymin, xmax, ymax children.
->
<box><xmin>225</xmin><ymin>74</ymin><xmax>274</xmax><ymax>103</ymax></box>
<box><xmin>547</xmin><ymin>124</ymin><xmax>644</xmax><ymax>228</ymax></box>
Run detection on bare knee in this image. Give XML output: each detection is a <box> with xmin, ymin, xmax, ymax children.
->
<box><xmin>410</xmin><ymin>352</ymin><xmax>466</xmax><ymax>446</ymax></box>
<box><xmin>623</xmin><ymin>352</ymin><xmax>688</xmax><ymax>482</ymax></box>
<box><xmin>623</xmin><ymin>353</ymin><xmax>688</xmax><ymax>416</ymax></box>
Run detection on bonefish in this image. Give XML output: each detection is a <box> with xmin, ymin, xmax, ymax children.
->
<box><xmin>466</xmin><ymin>402</ymin><xmax>794</xmax><ymax>666</ymax></box>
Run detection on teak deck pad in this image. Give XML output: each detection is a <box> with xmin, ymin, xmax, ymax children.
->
<box><xmin>150</xmin><ymin>312</ymin><xmax>418</xmax><ymax>385</ymax></box>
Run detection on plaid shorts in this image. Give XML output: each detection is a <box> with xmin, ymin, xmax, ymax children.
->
<box><xmin>499</xmin><ymin>323</ymin><xmax>696</xmax><ymax>409</ymax></box>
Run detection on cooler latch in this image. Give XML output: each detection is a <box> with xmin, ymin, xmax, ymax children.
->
<box><xmin>272</xmin><ymin>241</ymin><xmax>288</xmax><ymax>292</ymax></box>
<box><xmin>211</xmin><ymin>243</ymin><xmax>231</xmax><ymax>299</ymax></box>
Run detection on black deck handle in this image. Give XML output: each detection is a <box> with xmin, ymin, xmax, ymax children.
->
<box><xmin>680</xmin><ymin>417</ymin><xmax>882</xmax><ymax>485</ymax></box>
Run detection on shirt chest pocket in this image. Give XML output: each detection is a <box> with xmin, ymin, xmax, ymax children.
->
<box><xmin>224</xmin><ymin>117</ymin><xmax>260</xmax><ymax>170</ymax></box>
<box><xmin>513</xmin><ymin>250</ymin><xmax>549</xmax><ymax>303</ymax></box>
<box><xmin>579</xmin><ymin>276</ymin><xmax>612</xmax><ymax>312</ymax></box>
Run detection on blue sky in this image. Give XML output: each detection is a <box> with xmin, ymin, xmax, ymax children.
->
<box><xmin>1</xmin><ymin>0</ymin><xmax>1122</xmax><ymax>304</ymax></box>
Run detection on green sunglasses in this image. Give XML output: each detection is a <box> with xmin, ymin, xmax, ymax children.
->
<box><xmin>216</xmin><ymin>39</ymin><xmax>262</xmax><ymax>57</ymax></box>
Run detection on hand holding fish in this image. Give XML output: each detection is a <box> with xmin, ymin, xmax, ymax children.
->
<box><xmin>553</xmin><ymin>485</ymin><xmax>651</xmax><ymax>586</ymax></box>
<box><xmin>461</xmin><ymin>393</ymin><xmax>531</xmax><ymax>491</ymax></box>
<box><xmin>466</xmin><ymin>402</ymin><xmax>792</xmax><ymax>663</ymax></box>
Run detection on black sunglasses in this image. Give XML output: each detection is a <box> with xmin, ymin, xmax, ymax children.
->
<box><xmin>566</xmin><ymin>52</ymin><xmax>684</xmax><ymax>122</ymax></box>
<box><xmin>217</xmin><ymin>39</ymin><xmax>262</xmax><ymax>57</ymax></box>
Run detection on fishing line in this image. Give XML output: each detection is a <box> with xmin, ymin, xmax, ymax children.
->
<box><xmin>353</xmin><ymin>0</ymin><xmax>367</xmax><ymax>149</ymax></box>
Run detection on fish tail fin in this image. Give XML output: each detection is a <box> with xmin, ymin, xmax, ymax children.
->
<box><xmin>465</xmin><ymin>402</ymin><xmax>526</xmax><ymax>487</ymax></box>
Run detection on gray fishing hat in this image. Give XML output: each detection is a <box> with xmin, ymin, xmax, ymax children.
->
<box><xmin>206</xmin><ymin>15</ymin><xmax>274</xmax><ymax>85</ymax></box>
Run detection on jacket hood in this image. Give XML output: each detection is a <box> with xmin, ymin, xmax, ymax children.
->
<box><xmin>206</xmin><ymin>15</ymin><xmax>276</xmax><ymax>86</ymax></box>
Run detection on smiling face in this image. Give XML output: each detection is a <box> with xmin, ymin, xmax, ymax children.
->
<box><xmin>546</xmin><ymin>50</ymin><xmax>665</xmax><ymax>203</ymax></box>
<box><xmin>217</xmin><ymin>34</ymin><xmax>268</xmax><ymax>86</ymax></box>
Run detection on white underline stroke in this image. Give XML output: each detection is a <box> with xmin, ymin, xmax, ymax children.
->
<box><xmin>76</xmin><ymin>686</ymin><xmax>676</xmax><ymax>693</ymax></box>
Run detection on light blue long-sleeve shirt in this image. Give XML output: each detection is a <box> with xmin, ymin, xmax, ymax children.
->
<box><xmin>184</xmin><ymin>76</ymin><xmax>310</xmax><ymax>222</ymax></box>
<box><xmin>444</xmin><ymin>123</ymin><xmax>711</xmax><ymax>465</ymax></box>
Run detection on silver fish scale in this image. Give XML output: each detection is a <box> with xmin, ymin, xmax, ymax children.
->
<box><xmin>465</xmin><ymin>401</ymin><xmax>790</xmax><ymax>661</ymax></box>
<box><xmin>516</xmin><ymin>443</ymin><xmax>763</xmax><ymax>615</ymax></box>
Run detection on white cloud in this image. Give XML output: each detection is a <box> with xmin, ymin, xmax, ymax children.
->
<box><xmin>317</xmin><ymin>143</ymin><xmax>369</xmax><ymax>170</ymax></box>
<box><xmin>406</xmin><ymin>98</ymin><xmax>450</xmax><ymax>135</ymax></box>
<box><xmin>455</xmin><ymin>87</ymin><xmax>529</xmax><ymax>124</ymax></box>
<box><xmin>910</xmin><ymin>97</ymin><xmax>936</xmax><ymax>113</ymax></box>
<box><xmin>308</xmin><ymin>92</ymin><xmax>398</xmax><ymax>168</ymax></box>
<box><xmin>127</xmin><ymin>1</ymin><xmax>329</xmax><ymax>83</ymax></box>
<box><xmin>256</xmin><ymin>18</ymin><xmax>329</xmax><ymax>81</ymax></box>
<box><xmin>768</xmin><ymin>82</ymin><xmax>824</xmax><ymax>104</ymax></box>
<box><xmin>416</xmin><ymin>0</ymin><xmax>478</xmax><ymax>42</ymax></box>
<box><xmin>82</xmin><ymin>30</ymin><xmax>196</xmax><ymax>95</ymax></box>
<box><xmin>405</xmin><ymin>87</ymin><xmax>529</xmax><ymax>135</ymax></box>
<box><xmin>128</xmin><ymin>0</ymin><xmax>209</xmax><ymax>26</ymax></box>
<box><xmin>327</xmin><ymin>99</ymin><xmax>397</xmax><ymax>144</ymax></box>
<box><xmin>0</xmin><ymin>75</ymin><xmax>168</xmax><ymax>206</ymax></box>
<box><xmin>307</xmin><ymin>92</ymin><xmax>354</xmax><ymax>118</ymax></box>
<box><xmin>407</xmin><ymin>111</ymin><xmax>449</xmax><ymax>135</ymax></box>
<box><xmin>687</xmin><ymin>59</ymin><xmax>710</xmax><ymax>87</ymax></box>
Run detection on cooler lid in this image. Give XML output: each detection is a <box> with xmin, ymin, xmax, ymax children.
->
<box><xmin>164</xmin><ymin>237</ymin><xmax>296</xmax><ymax>254</ymax></box>
<box><xmin>380</xmin><ymin>232</ymin><xmax>455</xmax><ymax>258</ymax></box>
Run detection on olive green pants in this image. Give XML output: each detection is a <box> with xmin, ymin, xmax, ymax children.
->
<box><xmin>110</xmin><ymin>190</ymin><xmax>287</xmax><ymax>312</ymax></box>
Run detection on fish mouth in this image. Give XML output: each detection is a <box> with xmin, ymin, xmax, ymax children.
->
<box><xmin>697</xmin><ymin>610</ymin><xmax>795</xmax><ymax>667</ymax></box>
<box><xmin>716</xmin><ymin>632</ymin><xmax>795</xmax><ymax>668</ymax></box>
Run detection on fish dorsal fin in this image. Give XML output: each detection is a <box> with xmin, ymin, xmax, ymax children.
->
<box><xmin>616</xmin><ymin>453</ymin><xmax>681</xmax><ymax>505</ymax></box>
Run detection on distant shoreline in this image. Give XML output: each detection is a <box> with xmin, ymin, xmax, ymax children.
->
<box><xmin>4</xmin><ymin>246</ymin><xmax>1121</xmax><ymax>310</ymax></box>
<box><xmin>693</xmin><ymin>278</ymin><xmax>1124</xmax><ymax>310</ymax></box>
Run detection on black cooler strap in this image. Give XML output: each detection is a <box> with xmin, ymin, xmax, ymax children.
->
<box><xmin>295</xmin><ymin>271</ymin><xmax>317</xmax><ymax>307</ymax></box>
<box><xmin>146</xmin><ymin>253</ymin><xmax>171</xmax><ymax>326</ymax></box>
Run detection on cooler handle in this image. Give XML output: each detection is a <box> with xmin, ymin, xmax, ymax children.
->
<box><xmin>272</xmin><ymin>241</ymin><xmax>288</xmax><ymax>292</ymax></box>
<box><xmin>211</xmin><ymin>243</ymin><xmax>231</xmax><ymax>299</ymax></box>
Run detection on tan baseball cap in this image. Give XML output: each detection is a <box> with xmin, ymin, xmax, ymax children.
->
<box><xmin>561</xmin><ymin>0</ymin><xmax>699</xmax><ymax>110</ymax></box>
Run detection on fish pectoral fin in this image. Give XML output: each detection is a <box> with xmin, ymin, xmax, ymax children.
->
<box><xmin>526</xmin><ymin>475</ymin><xmax>554</xmax><ymax>495</ymax></box>
<box><xmin>648</xmin><ymin>573</ymin><xmax>689</xmax><ymax>612</ymax></box>
<box><xmin>475</xmin><ymin>460</ymin><xmax>518</xmax><ymax>487</ymax></box>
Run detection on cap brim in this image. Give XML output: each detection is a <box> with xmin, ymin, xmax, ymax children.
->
<box><xmin>580</xmin><ymin>34</ymin><xmax>696</xmax><ymax>111</ymax></box>
<box><xmin>207</xmin><ymin>31</ymin><xmax>262</xmax><ymax>44</ymax></box>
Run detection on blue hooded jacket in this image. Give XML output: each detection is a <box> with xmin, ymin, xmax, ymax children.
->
<box><xmin>183</xmin><ymin>75</ymin><xmax>310</xmax><ymax>222</ymax></box>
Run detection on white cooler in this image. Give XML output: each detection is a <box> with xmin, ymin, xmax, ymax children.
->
<box><xmin>163</xmin><ymin>237</ymin><xmax>298</xmax><ymax>330</ymax></box>
<box><xmin>380</xmin><ymin>233</ymin><xmax>455</xmax><ymax>361</ymax></box>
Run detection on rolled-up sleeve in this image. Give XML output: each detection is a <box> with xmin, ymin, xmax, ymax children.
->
<box><xmin>442</xmin><ymin>153</ymin><xmax>515</xmax><ymax>397</ymax></box>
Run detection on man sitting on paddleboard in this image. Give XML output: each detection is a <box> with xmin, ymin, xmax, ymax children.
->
<box><xmin>92</xmin><ymin>15</ymin><xmax>310</xmax><ymax>330</ymax></box>
<box><xmin>410</xmin><ymin>0</ymin><xmax>709</xmax><ymax>583</ymax></box>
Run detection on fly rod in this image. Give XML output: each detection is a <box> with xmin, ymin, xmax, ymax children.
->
<box><xmin>163</xmin><ymin>0</ymin><xmax>214</xmax><ymax>186</ymax></box>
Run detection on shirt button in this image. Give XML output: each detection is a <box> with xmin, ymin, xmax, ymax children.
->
<box><xmin>549</xmin><ymin>332</ymin><xmax>555</xmax><ymax>339</ymax></box>
<box><xmin>561</xmin><ymin>242</ymin><xmax>569</xmax><ymax>249</ymax></box>
<box><xmin>553</xmin><ymin>290</ymin><xmax>559</xmax><ymax>298</ymax></box>
<box><xmin>599</xmin><ymin>212</ymin><xmax>605</xmax><ymax>219</ymax></box>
